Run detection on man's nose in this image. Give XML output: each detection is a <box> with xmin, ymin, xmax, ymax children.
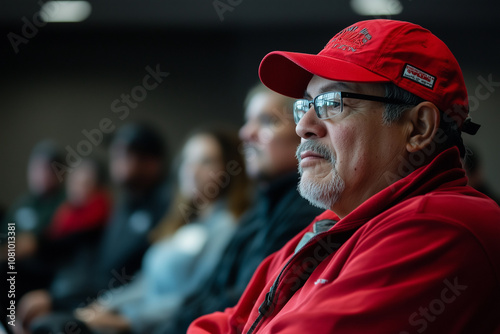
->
<box><xmin>296</xmin><ymin>108</ymin><xmax>327</xmax><ymax>139</ymax></box>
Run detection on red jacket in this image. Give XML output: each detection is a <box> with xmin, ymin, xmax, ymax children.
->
<box><xmin>47</xmin><ymin>190</ymin><xmax>111</xmax><ymax>239</ymax></box>
<box><xmin>189</xmin><ymin>148</ymin><xmax>500</xmax><ymax>334</ymax></box>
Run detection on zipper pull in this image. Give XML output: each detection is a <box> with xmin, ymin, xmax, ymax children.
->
<box><xmin>258</xmin><ymin>291</ymin><xmax>273</xmax><ymax>317</ymax></box>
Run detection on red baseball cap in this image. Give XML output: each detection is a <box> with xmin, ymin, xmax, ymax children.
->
<box><xmin>259</xmin><ymin>19</ymin><xmax>479</xmax><ymax>134</ymax></box>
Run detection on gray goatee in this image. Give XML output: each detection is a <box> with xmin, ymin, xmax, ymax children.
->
<box><xmin>296</xmin><ymin>141</ymin><xmax>345</xmax><ymax>210</ymax></box>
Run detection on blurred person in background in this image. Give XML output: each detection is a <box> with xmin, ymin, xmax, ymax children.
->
<box><xmin>30</xmin><ymin>157</ymin><xmax>112</xmax><ymax>283</ymax></box>
<box><xmin>67</xmin><ymin>126</ymin><xmax>251</xmax><ymax>333</ymax></box>
<box><xmin>1</xmin><ymin>140</ymin><xmax>65</xmax><ymax>308</ymax></box>
<box><xmin>46</xmin><ymin>158</ymin><xmax>111</xmax><ymax>241</ymax></box>
<box><xmin>14</xmin><ymin>157</ymin><xmax>111</xmax><ymax>287</ymax></box>
<box><xmin>17</xmin><ymin>123</ymin><xmax>170</xmax><ymax>332</ymax></box>
<box><xmin>1</xmin><ymin>140</ymin><xmax>65</xmax><ymax>260</ymax></box>
<box><xmin>151</xmin><ymin>84</ymin><xmax>323</xmax><ymax>334</ymax></box>
<box><xmin>7</xmin><ymin>157</ymin><xmax>111</xmax><ymax>320</ymax></box>
<box><xmin>463</xmin><ymin>145</ymin><xmax>500</xmax><ymax>205</ymax></box>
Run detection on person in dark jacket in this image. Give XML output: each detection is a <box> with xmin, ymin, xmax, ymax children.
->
<box><xmin>17</xmin><ymin>123</ymin><xmax>170</xmax><ymax>333</ymax></box>
<box><xmin>0</xmin><ymin>140</ymin><xmax>65</xmax><ymax>316</ymax></box>
<box><xmin>1</xmin><ymin>140</ymin><xmax>65</xmax><ymax>262</ymax></box>
<box><xmin>150</xmin><ymin>84</ymin><xmax>323</xmax><ymax>334</ymax></box>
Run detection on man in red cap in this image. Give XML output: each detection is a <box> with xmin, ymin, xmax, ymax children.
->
<box><xmin>188</xmin><ymin>19</ymin><xmax>500</xmax><ymax>333</ymax></box>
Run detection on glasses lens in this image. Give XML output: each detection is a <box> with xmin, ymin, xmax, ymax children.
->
<box><xmin>293</xmin><ymin>100</ymin><xmax>309</xmax><ymax>124</ymax></box>
<box><xmin>315</xmin><ymin>92</ymin><xmax>341</xmax><ymax>119</ymax></box>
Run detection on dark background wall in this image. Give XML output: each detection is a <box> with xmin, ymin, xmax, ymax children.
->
<box><xmin>0</xmin><ymin>0</ymin><xmax>499</xmax><ymax>208</ymax></box>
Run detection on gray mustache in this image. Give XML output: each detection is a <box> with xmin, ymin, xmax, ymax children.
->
<box><xmin>296</xmin><ymin>141</ymin><xmax>335</xmax><ymax>165</ymax></box>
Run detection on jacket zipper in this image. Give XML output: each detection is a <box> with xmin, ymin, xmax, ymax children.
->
<box><xmin>245</xmin><ymin>222</ymin><xmax>356</xmax><ymax>334</ymax></box>
<box><xmin>245</xmin><ymin>229</ymin><xmax>321</xmax><ymax>334</ymax></box>
<box><xmin>246</xmin><ymin>257</ymin><xmax>293</xmax><ymax>334</ymax></box>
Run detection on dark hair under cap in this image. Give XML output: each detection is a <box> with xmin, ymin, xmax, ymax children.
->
<box><xmin>112</xmin><ymin>123</ymin><xmax>167</xmax><ymax>158</ymax></box>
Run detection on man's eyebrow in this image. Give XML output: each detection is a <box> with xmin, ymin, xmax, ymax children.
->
<box><xmin>304</xmin><ymin>82</ymin><xmax>352</xmax><ymax>99</ymax></box>
<box><xmin>303</xmin><ymin>91</ymin><xmax>313</xmax><ymax>99</ymax></box>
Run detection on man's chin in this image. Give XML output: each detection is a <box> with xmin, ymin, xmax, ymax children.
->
<box><xmin>298</xmin><ymin>174</ymin><xmax>345</xmax><ymax>210</ymax></box>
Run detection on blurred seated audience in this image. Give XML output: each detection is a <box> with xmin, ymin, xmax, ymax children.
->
<box><xmin>71</xmin><ymin>126</ymin><xmax>251</xmax><ymax>333</ymax></box>
<box><xmin>27</xmin><ymin>157</ymin><xmax>112</xmax><ymax>285</ymax></box>
<box><xmin>8</xmin><ymin>157</ymin><xmax>111</xmax><ymax>333</ymax></box>
<box><xmin>1</xmin><ymin>140</ymin><xmax>65</xmax><ymax>261</ymax></box>
<box><xmin>1</xmin><ymin>140</ymin><xmax>65</xmax><ymax>309</ymax></box>
<box><xmin>17</xmin><ymin>123</ymin><xmax>171</xmax><ymax>333</ymax></box>
<box><xmin>149</xmin><ymin>84</ymin><xmax>323</xmax><ymax>334</ymax></box>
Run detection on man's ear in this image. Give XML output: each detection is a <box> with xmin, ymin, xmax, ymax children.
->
<box><xmin>405</xmin><ymin>101</ymin><xmax>440</xmax><ymax>153</ymax></box>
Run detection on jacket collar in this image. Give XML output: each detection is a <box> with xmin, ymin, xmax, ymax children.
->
<box><xmin>324</xmin><ymin>147</ymin><xmax>468</xmax><ymax>232</ymax></box>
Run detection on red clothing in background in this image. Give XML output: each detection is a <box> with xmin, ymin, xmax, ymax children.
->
<box><xmin>48</xmin><ymin>191</ymin><xmax>111</xmax><ymax>239</ymax></box>
<box><xmin>189</xmin><ymin>148</ymin><xmax>500</xmax><ymax>334</ymax></box>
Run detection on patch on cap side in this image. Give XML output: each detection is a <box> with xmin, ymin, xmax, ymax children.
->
<box><xmin>402</xmin><ymin>64</ymin><xmax>436</xmax><ymax>89</ymax></box>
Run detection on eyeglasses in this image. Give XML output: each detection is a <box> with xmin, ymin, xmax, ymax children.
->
<box><xmin>293</xmin><ymin>91</ymin><xmax>407</xmax><ymax>124</ymax></box>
